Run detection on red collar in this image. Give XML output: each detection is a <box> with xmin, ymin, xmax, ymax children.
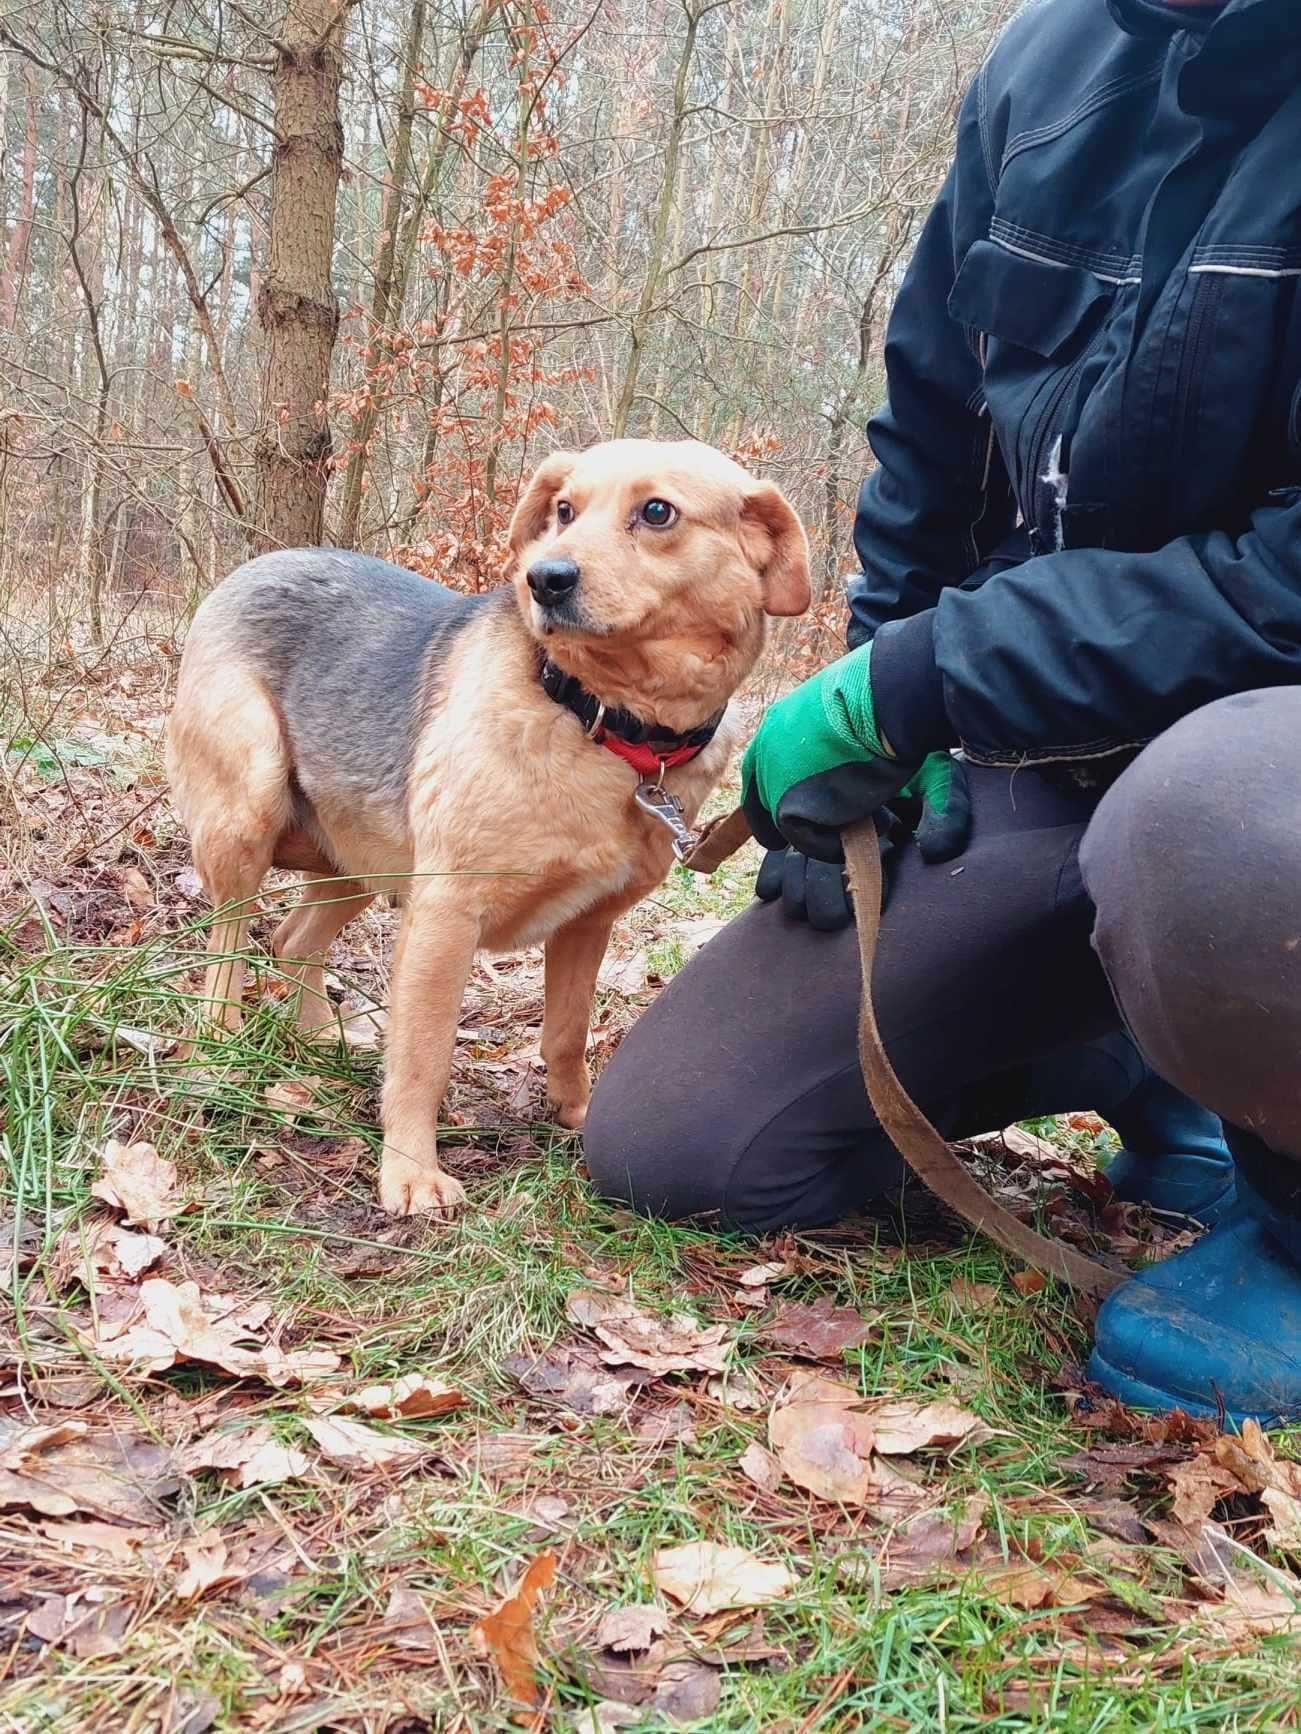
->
<box><xmin>591</xmin><ymin>732</ymin><xmax>711</xmax><ymax>777</ymax></box>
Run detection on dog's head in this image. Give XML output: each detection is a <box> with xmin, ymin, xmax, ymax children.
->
<box><xmin>507</xmin><ymin>439</ymin><xmax>811</xmax><ymax>728</ymax></box>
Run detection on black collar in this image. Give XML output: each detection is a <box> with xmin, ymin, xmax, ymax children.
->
<box><xmin>539</xmin><ymin>656</ymin><xmax>724</xmax><ymax>760</ymax></box>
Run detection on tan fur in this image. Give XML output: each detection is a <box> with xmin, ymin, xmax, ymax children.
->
<box><xmin>166</xmin><ymin>438</ymin><xmax>810</xmax><ymax>1215</ymax></box>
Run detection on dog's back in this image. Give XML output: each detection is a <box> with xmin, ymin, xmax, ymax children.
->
<box><xmin>180</xmin><ymin>550</ymin><xmax>492</xmax><ymax>831</ymax></box>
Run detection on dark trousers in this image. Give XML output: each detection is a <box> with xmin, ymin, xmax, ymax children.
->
<box><xmin>584</xmin><ymin>690</ymin><xmax>1301</xmax><ymax>1231</ymax></box>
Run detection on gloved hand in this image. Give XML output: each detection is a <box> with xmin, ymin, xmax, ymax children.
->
<box><xmin>892</xmin><ymin>751</ymin><xmax>972</xmax><ymax>864</ymax></box>
<box><xmin>754</xmin><ymin>846</ymin><xmax>855</xmax><ymax>931</ymax></box>
<box><xmin>753</xmin><ymin>755</ymin><xmax>968</xmax><ymax>931</ymax></box>
<box><xmin>741</xmin><ymin>640</ymin><xmax>918</xmax><ymax>863</ymax></box>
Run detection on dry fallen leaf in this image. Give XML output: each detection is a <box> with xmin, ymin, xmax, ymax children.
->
<box><xmin>1159</xmin><ymin>1418</ymin><xmax>1301</xmax><ymax>1549</ymax></box>
<box><xmin>768</xmin><ymin>1376</ymin><xmax>881</xmax><ymax>1506</ymax></box>
<box><xmin>654</xmin><ymin>1657</ymin><xmax>721</xmax><ymax>1724</ymax></box>
<box><xmin>54</xmin><ymin>1220</ymin><xmax>168</xmax><ymax>1289</ymax></box>
<box><xmin>706</xmin><ymin>1372</ymin><xmax>765</xmax><ymax>1412</ymax></box>
<box><xmin>651</xmin><ymin>1541</ymin><xmax>799</xmax><ymax>1616</ymax></box>
<box><xmin>90</xmin><ymin>1138</ymin><xmax>182</xmax><ymax>1229</ymax></box>
<box><xmin>949</xmin><ymin>1277</ymin><xmax>1000</xmax><ymax>1310</ymax></box>
<box><xmin>175</xmin><ymin>1533</ymin><xmax>233</xmax><ymax>1601</ymax></box>
<box><xmin>863</xmin><ymin>1398</ymin><xmax>992</xmax><ymax>1456</ymax></box>
<box><xmin>762</xmin><ymin>1296</ymin><xmax>878</xmax><ymax>1360</ymax></box>
<box><xmin>86</xmin><ymin>1277</ymin><xmax>341</xmax><ymax>1387</ymax></box>
<box><xmin>172</xmin><ymin>1526</ymin><xmax>292</xmax><ymax>1604</ymax></box>
<box><xmin>100</xmin><ymin>1225</ymin><xmax>168</xmax><ymax>1279</ymax></box>
<box><xmin>597</xmin><ymin>949</ymin><xmax>649</xmax><ymax>995</ymax></box>
<box><xmin>864</xmin><ymin>1494</ymin><xmax>989</xmax><ymax>1589</ymax></box>
<box><xmin>584</xmin><ymin>1703</ymin><xmax>643</xmax><ymax>1732</ymax></box>
<box><xmin>766</xmin><ymin>1378</ymin><xmax>974</xmax><ymax>1513</ymax></box>
<box><xmin>1214</xmin><ymin>1418</ymin><xmax>1301</xmax><ymax>1500</ymax></box>
<box><xmin>264</xmin><ymin>1076</ymin><xmax>323</xmax><ymax>1119</ymax></box>
<box><xmin>504</xmin><ymin>1344</ymin><xmax>650</xmax><ymax>1416</ymax></box>
<box><xmin>738</xmin><ymin>1441</ymin><xmax>783</xmax><ymax>1495</ymax></box>
<box><xmin>472</xmin><ymin>1549</ymin><xmax>558</xmax><ymax>1712</ymax></box>
<box><xmin>1264</xmin><ymin>1488</ymin><xmax>1301</xmax><ymax>1555</ymax></box>
<box><xmin>596</xmin><ymin>1603</ymin><xmax>672</xmax><ymax>1653</ymax></box>
<box><xmin>183</xmin><ymin>1426</ymin><xmax>310</xmax><ymax>1489</ymax></box>
<box><xmin>738</xmin><ymin>1262</ymin><xmax>789</xmax><ymax>1289</ymax></box>
<box><xmin>976</xmin><ymin>1559</ymin><xmax>1104</xmax><ymax>1611</ymax></box>
<box><xmin>1011</xmin><ymin>1269</ymin><xmax>1048</xmax><ymax>1296</ymax></box>
<box><xmin>1061</xmin><ymin>1439</ymin><xmax>1190</xmax><ymax>1489</ymax></box>
<box><xmin>0</xmin><ymin>1420</ymin><xmax>88</xmax><ymax>1469</ymax></box>
<box><xmin>634</xmin><ymin>1401</ymin><xmax>697</xmax><ymax>1448</ymax></box>
<box><xmin>567</xmin><ymin>1291</ymin><xmax>731</xmax><ymax>1376</ymax></box>
<box><xmin>37</xmin><ymin>1519</ymin><xmax>158</xmax><ymax>1563</ymax></box>
<box><xmin>340</xmin><ymin>1372</ymin><xmax>465</xmax><ymax>1420</ymax></box>
<box><xmin>26</xmin><ymin>1589</ymin><xmax>133</xmax><ymax>1659</ymax></box>
<box><xmin>0</xmin><ymin>1425</ymin><xmax>179</xmax><ymax>1522</ymax></box>
<box><xmin>383</xmin><ymin>1582</ymin><xmax>440</xmax><ymax>1651</ymax></box>
<box><xmin>301</xmin><ymin>1415</ymin><xmax>428</xmax><ymax>1471</ymax></box>
<box><xmin>1168</xmin><ymin>1457</ymin><xmax>1241</xmax><ymax>1529</ymax></box>
<box><xmin>1193</xmin><ymin>1569</ymin><xmax>1301</xmax><ymax>1638</ymax></box>
<box><xmin>116</xmin><ymin>865</ymin><xmax>154</xmax><ymax>911</ymax></box>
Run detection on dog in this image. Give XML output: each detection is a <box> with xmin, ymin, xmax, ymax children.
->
<box><xmin>166</xmin><ymin>439</ymin><xmax>810</xmax><ymax>1214</ymax></box>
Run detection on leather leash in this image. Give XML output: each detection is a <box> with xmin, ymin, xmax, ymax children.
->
<box><xmin>683</xmin><ymin>809</ymin><xmax>1124</xmax><ymax>1297</ymax></box>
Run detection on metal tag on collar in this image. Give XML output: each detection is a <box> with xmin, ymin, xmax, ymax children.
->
<box><xmin>634</xmin><ymin>773</ymin><xmax>702</xmax><ymax>863</ymax></box>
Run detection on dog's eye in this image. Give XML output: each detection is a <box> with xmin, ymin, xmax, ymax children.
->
<box><xmin>638</xmin><ymin>498</ymin><xmax>677</xmax><ymax>529</ymax></box>
<box><xmin>555</xmin><ymin>499</ymin><xmax>574</xmax><ymax>526</ymax></box>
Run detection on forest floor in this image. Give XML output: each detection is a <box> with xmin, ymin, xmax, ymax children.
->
<box><xmin>3</xmin><ymin>597</ymin><xmax>1301</xmax><ymax>1732</ymax></box>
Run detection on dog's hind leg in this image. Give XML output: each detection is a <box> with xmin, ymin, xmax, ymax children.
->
<box><xmin>169</xmin><ymin>668</ymin><xmax>292</xmax><ymax>1035</ymax></box>
<box><xmin>192</xmin><ymin>832</ymin><xmax>272</xmax><ymax>1034</ymax></box>
<box><xmin>270</xmin><ymin>874</ymin><xmax>375</xmax><ymax>1038</ymax></box>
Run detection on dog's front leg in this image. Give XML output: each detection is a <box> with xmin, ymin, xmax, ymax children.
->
<box><xmin>542</xmin><ymin>905</ymin><xmax>620</xmax><ymax>1130</ymax></box>
<box><xmin>378</xmin><ymin>888</ymin><xmax>480</xmax><ymax>1216</ymax></box>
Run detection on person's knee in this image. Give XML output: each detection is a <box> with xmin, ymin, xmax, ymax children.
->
<box><xmin>585</xmin><ymin>1051</ymin><xmax>904</xmax><ymax>1232</ymax></box>
<box><xmin>1080</xmin><ymin>691</ymin><xmax>1301</xmax><ymax>1153</ymax></box>
<box><xmin>582</xmin><ymin>1062</ymin><xmax>731</xmax><ymax>1221</ymax></box>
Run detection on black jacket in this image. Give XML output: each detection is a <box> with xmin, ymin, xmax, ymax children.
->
<box><xmin>852</xmin><ymin>0</ymin><xmax>1301</xmax><ymax>770</ymax></box>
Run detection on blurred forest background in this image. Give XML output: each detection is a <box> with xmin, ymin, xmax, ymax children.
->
<box><xmin>0</xmin><ymin>0</ymin><xmax>1011</xmax><ymax>651</ymax></box>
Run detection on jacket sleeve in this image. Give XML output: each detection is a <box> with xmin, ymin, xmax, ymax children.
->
<box><xmin>928</xmin><ymin>485</ymin><xmax>1301</xmax><ymax>762</ymax></box>
<box><xmin>846</xmin><ymin>82</ymin><xmax>1016</xmax><ymax>652</ymax></box>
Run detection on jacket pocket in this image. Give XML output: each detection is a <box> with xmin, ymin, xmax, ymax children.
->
<box><xmin>948</xmin><ymin>238</ymin><xmax>1111</xmax><ymax>359</ymax></box>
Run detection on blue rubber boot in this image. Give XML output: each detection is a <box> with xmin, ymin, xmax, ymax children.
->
<box><xmin>1104</xmin><ymin>1073</ymin><xmax>1236</xmax><ymax>1224</ymax></box>
<box><xmin>1088</xmin><ymin>1178</ymin><xmax>1301</xmax><ymax>1427</ymax></box>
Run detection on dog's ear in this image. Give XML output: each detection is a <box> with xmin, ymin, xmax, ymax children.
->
<box><xmin>738</xmin><ymin>482</ymin><xmax>812</xmax><ymax>617</ymax></box>
<box><xmin>509</xmin><ymin>450</ymin><xmax>578</xmax><ymax>555</ymax></box>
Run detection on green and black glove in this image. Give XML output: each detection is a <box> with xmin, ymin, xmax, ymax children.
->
<box><xmin>742</xmin><ymin>640</ymin><xmax>919</xmax><ymax>864</ymax></box>
<box><xmin>894</xmin><ymin>750</ymin><xmax>972</xmax><ymax>865</ymax></box>
<box><xmin>754</xmin><ymin>753</ymin><xmax>971</xmax><ymax>929</ymax></box>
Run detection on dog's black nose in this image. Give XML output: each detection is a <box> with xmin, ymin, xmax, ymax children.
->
<box><xmin>527</xmin><ymin>556</ymin><xmax>580</xmax><ymax>606</ymax></box>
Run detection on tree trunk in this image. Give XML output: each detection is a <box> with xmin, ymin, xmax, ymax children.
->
<box><xmin>1</xmin><ymin>67</ymin><xmax>39</xmax><ymax>333</ymax></box>
<box><xmin>611</xmin><ymin>0</ymin><xmax>702</xmax><ymax>438</ymax></box>
<box><xmin>337</xmin><ymin>0</ymin><xmax>425</xmax><ymax>546</ymax></box>
<box><xmin>252</xmin><ymin>0</ymin><xmax>355</xmax><ymax>553</ymax></box>
<box><xmin>821</xmin><ymin>208</ymin><xmax>913</xmax><ymax>591</ymax></box>
<box><xmin>338</xmin><ymin>0</ymin><xmax>494</xmax><ymax>548</ymax></box>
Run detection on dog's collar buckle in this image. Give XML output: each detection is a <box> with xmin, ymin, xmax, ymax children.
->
<box><xmin>583</xmin><ymin>699</ymin><xmax>607</xmax><ymax>740</ymax></box>
<box><xmin>633</xmin><ymin>778</ymin><xmax>702</xmax><ymax>863</ymax></box>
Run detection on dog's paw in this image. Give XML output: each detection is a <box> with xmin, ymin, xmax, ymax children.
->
<box><xmin>378</xmin><ymin>1154</ymin><xmax>467</xmax><ymax>1217</ymax></box>
<box><xmin>547</xmin><ymin>1092</ymin><xmax>589</xmax><ymax>1131</ymax></box>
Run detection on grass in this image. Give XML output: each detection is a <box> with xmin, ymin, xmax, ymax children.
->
<box><xmin>3</xmin><ymin>630</ymin><xmax>1301</xmax><ymax>1729</ymax></box>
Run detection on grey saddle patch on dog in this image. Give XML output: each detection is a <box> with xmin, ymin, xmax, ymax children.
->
<box><xmin>202</xmin><ymin>549</ymin><xmax>490</xmax><ymax>816</ymax></box>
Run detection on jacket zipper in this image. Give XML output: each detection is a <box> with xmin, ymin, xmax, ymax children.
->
<box><xmin>1021</xmin><ymin>322</ymin><xmax>1108</xmax><ymax>549</ymax></box>
<box><xmin>1167</xmin><ymin>271</ymin><xmax>1224</xmax><ymax>517</ymax></box>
